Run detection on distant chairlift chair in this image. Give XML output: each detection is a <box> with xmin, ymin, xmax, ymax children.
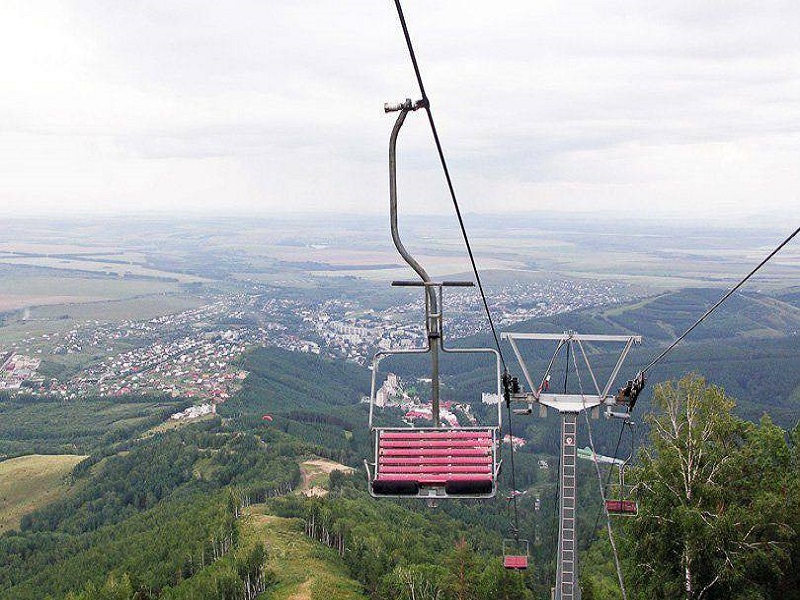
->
<box><xmin>605</xmin><ymin>421</ymin><xmax>638</xmax><ymax>516</ymax></box>
<box><xmin>502</xmin><ymin>538</ymin><xmax>530</xmax><ymax>570</ymax></box>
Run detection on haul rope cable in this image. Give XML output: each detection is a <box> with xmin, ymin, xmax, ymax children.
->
<box><xmin>588</xmin><ymin>224</ymin><xmax>799</xmax><ymax>545</ymax></box>
<box><xmin>572</xmin><ymin>344</ymin><xmax>629</xmax><ymax>600</ymax></box>
<box><xmin>503</xmin><ymin>375</ymin><xmax>521</xmax><ymax>541</ymax></box>
<box><xmin>391</xmin><ymin>0</ymin><xmax>506</xmax><ymax>371</ymax></box>
<box><xmin>391</xmin><ymin>0</ymin><xmax>526</xmax><ymax>533</ymax></box>
<box><xmin>640</xmin><ymin>225</ymin><xmax>800</xmax><ymax>376</ymax></box>
<box><xmin>590</xmin><ymin>425</ymin><xmax>625</xmax><ymax>536</ymax></box>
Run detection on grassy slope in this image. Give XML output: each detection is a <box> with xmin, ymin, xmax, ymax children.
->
<box><xmin>298</xmin><ymin>458</ymin><xmax>355</xmax><ymax>496</ymax></box>
<box><xmin>245</xmin><ymin>507</ymin><xmax>366</xmax><ymax>600</ymax></box>
<box><xmin>0</xmin><ymin>454</ymin><xmax>85</xmax><ymax>533</ymax></box>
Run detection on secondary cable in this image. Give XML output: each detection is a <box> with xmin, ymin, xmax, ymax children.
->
<box><xmin>590</xmin><ymin>424</ymin><xmax>625</xmax><ymax>537</ymax></box>
<box><xmin>573</xmin><ymin>346</ymin><xmax>629</xmax><ymax>600</ymax></box>
<box><xmin>503</xmin><ymin>375</ymin><xmax>521</xmax><ymax>541</ymax></box>
<box><xmin>641</xmin><ymin>225</ymin><xmax>800</xmax><ymax>375</ymax></box>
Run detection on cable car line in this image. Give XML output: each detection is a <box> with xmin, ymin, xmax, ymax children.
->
<box><xmin>572</xmin><ymin>346</ymin><xmax>629</xmax><ymax>600</ymax></box>
<box><xmin>583</xmin><ymin>225</ymin><xmax>799</xmax><ymax>553</ymax></box>
<box><xmin>609</xmin><ymin>224</ymin><xmax>799</xmax><ymax>414</ymax></box>
<box><xmin>591</xmin><ymin>424</ymin><xmax>625</xmax><ymax>536</ymax></box>
<box><xmin>639</xmin><ymin>225</ymin><xmax>800</xmax><ymax>377</ymax></box>
<box><xmin>391</xmin><ymin>0</ymin><xmax>506</xmax><ymax>370</ymax></box>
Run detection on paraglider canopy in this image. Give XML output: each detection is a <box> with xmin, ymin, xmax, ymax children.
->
<box><xmin>262</xmin><ymin>414</ymin><xmax>273</xmax><ymax>422</ymax></box>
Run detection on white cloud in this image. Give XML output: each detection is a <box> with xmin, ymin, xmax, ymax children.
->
<box><xmin>0</xmin><ymin>0</ymin><xmax>799</xmax><ymax>222</ymax></box>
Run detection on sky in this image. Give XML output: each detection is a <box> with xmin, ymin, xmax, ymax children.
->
<box><xmin>1</xmin><ymin>1</ymin><xmax>799</xmax><ymax>223</ymax></box>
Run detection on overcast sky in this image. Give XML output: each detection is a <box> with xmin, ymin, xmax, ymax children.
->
<box><xmin>1</xmin><ymin>1</ymin><xmax>799</xmax><ymax>222</ymax></box>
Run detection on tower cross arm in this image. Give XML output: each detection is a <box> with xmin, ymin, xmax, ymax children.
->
<box><xmin>501</xmin><ymin>332</ymin><xmax>641</xmax><ymax>344</ymax></box>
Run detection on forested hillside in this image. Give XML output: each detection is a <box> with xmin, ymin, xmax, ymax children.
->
<box><xmin>0</xmin><ymin>325</ymin><xmax>797</xmax><ymax>599</ymax></box>
<box><xmin>444</xmin><ymin>288</ymin><xmax>800</xmax><ymax>426</ymax></box>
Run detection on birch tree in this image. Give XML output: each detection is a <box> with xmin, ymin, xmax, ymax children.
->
<box><xmin>626</xmin><ymin>375</ymin><xmax>794</xmax><ymax>600</ymax></box>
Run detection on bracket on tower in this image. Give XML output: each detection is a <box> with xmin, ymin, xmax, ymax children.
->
<box><xmin>501</xmin><ymin>331</ymin><xmax>641</xmax><ymax>414</ymax></box>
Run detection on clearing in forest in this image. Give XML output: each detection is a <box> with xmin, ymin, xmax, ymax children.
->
<box><xmin>298</xmin><ymin>458</ymin><xmax>355</xmax><ymax>497</ymax></box>
<box><xmin>0</xmin><ymin>454</ymin><xmax>86</xmax><ymax>533</ymax></box>
<box><xmin>244</xmin><ymin>507</ymin><xmax>366</xmax><ymax>600</ymax></box>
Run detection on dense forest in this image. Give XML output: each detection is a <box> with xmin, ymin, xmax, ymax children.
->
<box><xmin>0</xmin><ymin>309</ymin><xmax>798</xmax><ymax>599</ymax></box>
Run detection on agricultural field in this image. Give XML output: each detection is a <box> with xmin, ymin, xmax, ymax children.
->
<box><xmin>0</xmin><ymin>255</ymin><xmax>207</xmax><ymax>283</ymax></box>
<box><xmin>0</xmin><ymin>272</ymin><xmax>184</xmax><ymax>312</ymax></box>
<box><xmin>0</xmin><ymin>454</ymin><xmax>86</xmax><ymax>534</ymax></box>
<box><xmin>0</xmin><ymin>267</ymin><xmax>205</xmax><ymax>366</ymax></box>
<box><xmin>4</xmin><ymin>214</ymin><xmax>799</xmax><ymax>296</ymax></box>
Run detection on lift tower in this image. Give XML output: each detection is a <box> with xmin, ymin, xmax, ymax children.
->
<box><xmin>501</xmin><ymin>332</ymin><xmax>641</xmax><ymax>600</ymax></box>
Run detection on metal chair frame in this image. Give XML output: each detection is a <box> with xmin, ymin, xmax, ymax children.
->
<box><xmin>365</xmin><ymin>284</ymin><xmax>503</xmax><ymax>499</ymax></box>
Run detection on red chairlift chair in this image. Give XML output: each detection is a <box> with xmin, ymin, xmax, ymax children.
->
<box><xmin>367</xmin><ymin>100</ymin><xmax>503</xmax><ymax>501</ymax></box>
<box><xmin>502</xmin><ymin>538</ymin><xmax>530</xmax><ymax>570</ymax></box>
<box><xmin>605</xmin><ymin>422</ymin><xmax>638</xmax><ymax>516</ymax></box>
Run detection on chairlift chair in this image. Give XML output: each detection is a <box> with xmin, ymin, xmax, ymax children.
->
<box><xmin>365</xmin><ymin>289</ymin><xmax>503</xmax><ymax>500</ymax></box>
<box><xmin>365</xmin><ymin>98</ymin><xmax>502</xmax><ymax>500</ymax></box>
<box><xmin>502</xmin><ymin>538</ymin><xmax>530</xmax><ymax>570</ymax></box>
<box><xmin>605</xmin><ymin>422</ymin><xmax>638</xmax><ymax>516</ymax></box>
<box><xmin>605</xmin><ymin>467</ymin><xmax>638</xmax><ymax>516</ymax></box>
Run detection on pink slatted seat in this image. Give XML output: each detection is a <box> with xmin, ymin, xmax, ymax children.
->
<box><xmin>381</xmin><ymin>430</ymin><xmax>490</xmax><ymax>440</ymax></box>
<box><xmin>380</xmin><ymin>456</ymin><xmax>491</xmax><ymax>465</ymax></box>
<box><xmin>503</xmin><ymin>555</ymin><xmax>528</xmax><ymax>569</ymax></box>
<box><xmin>371</xmin><ymin>428</ymin><xmax>496</xmax><ymax>497</ymax></box>
<box><xmin>606</xmin><ymin>499</ymin><xmax>637</xmax><ymax>515</ymax></box>
<box><xmin>381</xmin><ymin>440</ymin><xmax>489</xmax><ymax>449</ymax></box>
<box><xmin>381</xmin><ymin>447</ymin><xmax>489</xmax><ymax>457</ymax></box>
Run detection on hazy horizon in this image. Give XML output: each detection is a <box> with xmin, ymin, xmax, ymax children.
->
<box><xmin>1</xmin><ymin>206</ymin><xmax>794</xmax><ymax>231</ymax></box>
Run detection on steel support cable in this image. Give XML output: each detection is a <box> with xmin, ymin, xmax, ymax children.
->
<box><xmin>641</xmin><ymin>225</ymin><xmax>800</xmax><ymax>375</ymax></box>
<box><xmin>392</xmin><ymin>0</ymin><xmax>506</xmax><ymax>370</ymax></box>
<box><xmin>591</xmin><ymin>424</ymin><xmax>625</xmax><ymax>537</ymax></box>
<box><xmin>542</xmin><ymin>341</ymin><xmax>564</xmax><ymax>388</ymax></box>
<box><xmin>572</xmin><ymin>349</ymin><xmax>629</xmax><ymax>600</ymax></box>
<box><xmin>504</xmin><ymin>394</ymin><xmax>521</xmax><ymax>541</ymax></box>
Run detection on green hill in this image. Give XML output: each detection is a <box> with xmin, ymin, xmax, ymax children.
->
<box><xmin>445</xmin><ymin>288</ymin><xmax>800</xmax><ymax>427</ymax></box>
<box><xmin>498</xmin><ymin>288</ymin><xmax>800</xmax><ymax>343</ymax></box>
